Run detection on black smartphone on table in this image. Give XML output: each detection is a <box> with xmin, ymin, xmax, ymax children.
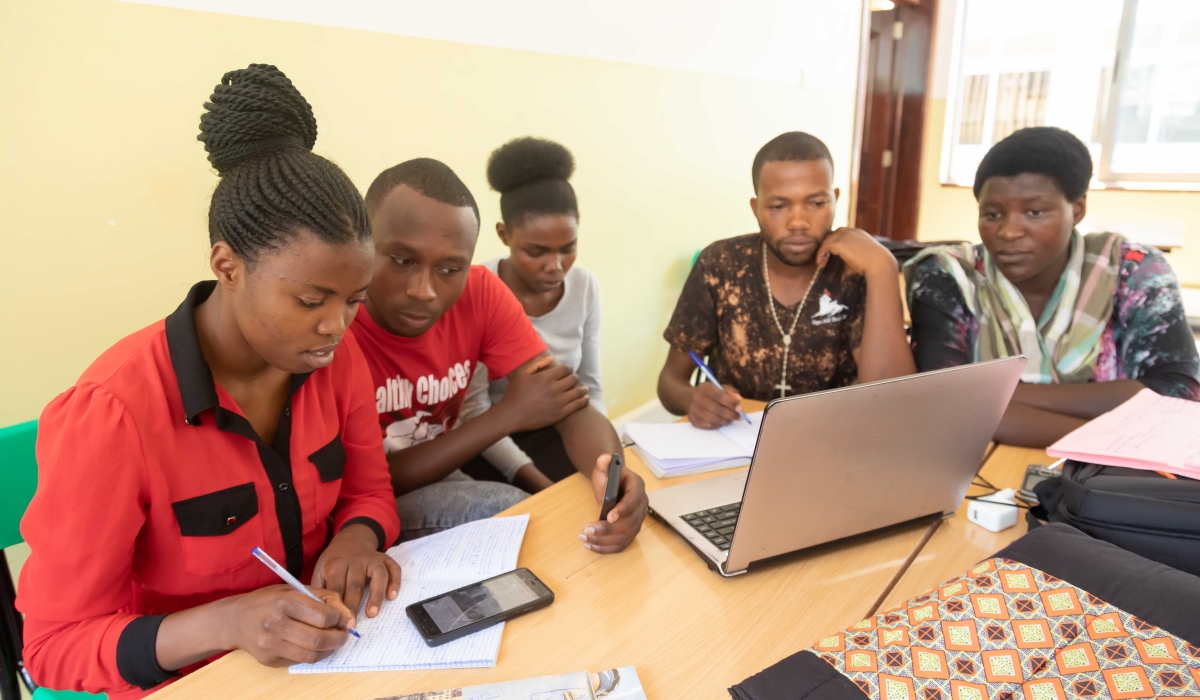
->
<box><xmin>1019</xmin><ymin>463</ymin><xmax>1062</xmax><ymax>500</ymax></box>
<box><xmin>599</xmin><ymin>452</ymin><xmax>624</xmax><ymax>521</ymax></box>
<box><xmin>406</xmin><ymin>568</ymin><xmax>554</xmax><ymax>647</ymax></box>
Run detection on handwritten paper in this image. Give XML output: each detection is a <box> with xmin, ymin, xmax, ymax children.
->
<box><xmin>291</xmin><ymin>514</ymin><xmax>530</xmax><ymax>674</ymax></box>
<box><xmin>1047</xmin><ymin>389</ymin><xmax>1200</xmax><ymax>478</ymax></box>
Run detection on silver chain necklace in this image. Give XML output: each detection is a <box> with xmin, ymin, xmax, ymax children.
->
<box><xmin>762</xmin><ymin>242</ymin><xmax>820</xmax><ymax>398</ymax></box>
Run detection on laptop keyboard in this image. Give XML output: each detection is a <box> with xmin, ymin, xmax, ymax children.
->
<box><xmin>681</xmin><ymin>503</ymin><xmax>741</xmax><ymax>551</ymax></box>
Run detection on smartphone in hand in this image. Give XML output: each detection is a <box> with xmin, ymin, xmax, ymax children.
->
<box><xmin>599</xmin><ymin>452</ymin><xmax>624</xmax><ymax>521</ymax></box>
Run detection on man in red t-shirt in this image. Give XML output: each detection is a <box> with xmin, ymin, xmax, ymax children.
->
<box><xmin>353</xmin><ymin>158</ymin><xmax>647</xmax><ymax>552</ymax></box>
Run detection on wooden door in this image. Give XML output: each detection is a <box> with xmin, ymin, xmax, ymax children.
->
<box><xmin>854</xmin><ymin>0</ymin><xmax>937</xmax><ymax>241</ymax></box>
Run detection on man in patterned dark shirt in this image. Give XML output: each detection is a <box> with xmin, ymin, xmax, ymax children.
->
<box><xmin>657</xmin><ymin>132</ymin><xmax>915</xmax><ymax>429</ymax></box>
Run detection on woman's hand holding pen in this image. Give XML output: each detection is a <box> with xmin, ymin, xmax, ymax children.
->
<box><xmin>155</xmin><ymin>583</ymin><xmax>357</xmax><ymax>671</ymax></box>
<box><xmin>221</xmin><ymin>585</ymin><xmax>356</xmax><ymax>667</ymax></box>
<box><xmin>155</xmin><ymin>582</ymin><xmax>357</xmax><ymax>671</ymax></box>
<box><xmin>161</xmin><ymin>528</ymin><xmax>398</xmax><ymax>671</ymax></box>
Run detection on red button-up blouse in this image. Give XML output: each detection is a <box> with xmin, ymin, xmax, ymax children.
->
<box><xmin>17</xmin><ymin>281</ymin><xmax>400</xmax><ymax>698</ymax></box>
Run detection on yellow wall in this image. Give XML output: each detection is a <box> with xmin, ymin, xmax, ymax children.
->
<box><xmin>0</xmin><ymin>0</ymin><xmax>862</xmax><ymax>425</ymax></box>
<box><xmin>916</xmin><ymin>102</ymin><xmax>1200</xmax><ymax>288</ymax></box>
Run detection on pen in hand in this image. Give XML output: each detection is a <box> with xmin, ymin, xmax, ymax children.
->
<box><xmin>687</xmin><ymin>351</ymin><xmax>753</xmax><ymax>425</ymax></box>
<box><xmin>251</xmin><ymin>547</ymin><xmax>362</xmax><ymax>639</ymax></box>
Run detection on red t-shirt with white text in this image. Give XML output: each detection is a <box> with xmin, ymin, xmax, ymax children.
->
<box><xmin>351</xmin><ymin>266</ymin><xmax>547</xmax><ymax>454</ymax></box>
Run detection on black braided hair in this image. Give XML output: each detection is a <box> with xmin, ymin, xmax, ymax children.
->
<box><xmin>974</xmin><ymin>127</ymin><xmax>1092</xmax><ymax>201</ymax></box>
<box><xmin>364</xmin><ymin>158</ymin><xmax>480</xmax><ymax>229</ymax></box>
<box><xmin>751</xmin><ymin>131</ymin><xmax>834</xmax><ymax>192</ymax></box>
<box><xmin>486</xmin><ymin>137</ymin><xmax>578</xmax><ymax>227</ymax></box>
<box><xmin>197</xmin><ymin>63</ymin><xmax>369</xmax><ymax>264</ymax></box>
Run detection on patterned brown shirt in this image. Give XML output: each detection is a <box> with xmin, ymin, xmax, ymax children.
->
<box><xmin>664</xmin><ymin>233</ymin><xmax>866</xmax><ymax>401</ymax></box>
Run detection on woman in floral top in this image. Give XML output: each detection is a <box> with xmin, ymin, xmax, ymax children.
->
<box><xmin>906</xmin><ymin>127</ymin><xmax>1199</xmax><ymax>447</ymax></box>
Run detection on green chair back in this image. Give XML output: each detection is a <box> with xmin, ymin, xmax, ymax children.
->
<box><xmin>0</xmin><ymin>421</ymin><xmax>38</xmax><ymax>551</ymax></box>
<box><xmin>0</xmin><ymin>421</ymin><xmax>106</xmax><ymax>698</ymax></box>
<box><xmin>34</xmin><ymin>688</ymin><xmax>106</xmax><ymax>699</ymax></box>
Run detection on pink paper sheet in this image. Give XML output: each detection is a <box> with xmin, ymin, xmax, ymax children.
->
<box><xmin>1046</xmin><ymin>388</ymin><xmax>1200</xmax><ymax>479</ymax></box>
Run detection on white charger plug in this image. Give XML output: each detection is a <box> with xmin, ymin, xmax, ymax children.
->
<box><xmin>966</xmin><ymin>488</ymin><xmax>1019</xmax><ymax>532</ymax></box>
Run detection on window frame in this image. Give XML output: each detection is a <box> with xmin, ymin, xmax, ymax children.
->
<box><xmin>939</xmin><ymin>0</ymin><xmax>1200</xmax><ymax>190</ymax></box>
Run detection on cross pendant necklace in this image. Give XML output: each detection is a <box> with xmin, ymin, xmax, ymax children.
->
<box><xmin>762</xmin><ymin>242</ymin><xmax>820</xmax><ymax>399</ymax></box>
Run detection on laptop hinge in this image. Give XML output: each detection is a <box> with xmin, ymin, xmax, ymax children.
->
<box><xmin>717</xmin><ymin>560</ymin><xmax>749</xmax><ymax>578</ymax></box>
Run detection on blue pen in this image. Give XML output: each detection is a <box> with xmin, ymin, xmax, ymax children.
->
<box><xmin>687</xmin><ymin>351</ymin><xmax>753</xmax><ymax>425</ymax></box>
<box><xmin>252</xmin><ymin>547</ymin><xmax>362</xmax><ymax>638</ymax></box>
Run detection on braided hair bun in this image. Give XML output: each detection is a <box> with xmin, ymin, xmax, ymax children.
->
<box><xmin>198</xmin><ymin>64</ymin><xmax>317</xmax><ymax>174</ymax></box>
<box><xmin>486</xmin><ymin>137</ymin><xmax>579</xmax><ymax>227</ymax></box>
<box><xmin>197</xmin><ymin>64</ymin><xmax>369</xmax><ymax>263</ymax></box>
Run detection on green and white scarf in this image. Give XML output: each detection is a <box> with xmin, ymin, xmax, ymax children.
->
<box><xmin>904</xmin><ymin>230</ymin><xmax>1125</xmax><ymax>384</ymax></box>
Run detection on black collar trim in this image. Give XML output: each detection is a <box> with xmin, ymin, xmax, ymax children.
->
<box><xmin>165</xmin><ymin>281</ymin><xmax>221</xmax><ymax>426</ymax></box>
<box><xmin>165</xmin><ymin>281</ymin><xmax>313</xmax><ymax>427</ymax></box>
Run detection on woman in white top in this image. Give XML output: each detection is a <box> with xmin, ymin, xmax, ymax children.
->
<box><xmin>459</xmin><ymin>137</ymin><xmax>605</xmax><ymax>492</ymax></box>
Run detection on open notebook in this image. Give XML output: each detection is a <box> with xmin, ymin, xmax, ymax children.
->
<box><xmin>623</xmin><ymin>411</ymin><xmax>762</xmax><ymax>478</ymax></box>
<box><xmin>1047</xmin><ymin>389</ymin><xmax>1200</xmax><ymax>479</ymax></box>
<box><xmin>291</xmin><ymin>514</ymin><xmax>529</xmax><ymax>674</ymax></box>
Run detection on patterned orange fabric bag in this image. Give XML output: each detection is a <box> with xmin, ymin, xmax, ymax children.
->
<box><xmin>731</xmin><ymin>524</ymin><xmax>1200</xmax><ymax>700</ymax></box>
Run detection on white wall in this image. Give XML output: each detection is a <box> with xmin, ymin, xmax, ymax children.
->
<box><xmin>2</xmin><ymin>0</ymin><xmax>868</xmax><ymax>424</ymax></box>
<box><xmin>121</xmin><ymin>0</ymin><xmax>863</xmax><ymax>87</ymax></box>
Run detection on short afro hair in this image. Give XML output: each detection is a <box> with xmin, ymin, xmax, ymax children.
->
<box><xmin>974</xmin><ymin>127</ymin><xmax>1092</xmax><ymax>201</ymax></box>
<box><xmin>751</xmin><ymin>131</ymin><xmax>834</xmax><ymax>192</ymax></box>
<box><xmin>487</xmin><ymin>137</ymin><xmax>578</xmax><ymax>227</ymax></box>
<box><xmin>365</xmin><ymin>157</ymin><xmax>480</xmax><ymax>227</ymax></box>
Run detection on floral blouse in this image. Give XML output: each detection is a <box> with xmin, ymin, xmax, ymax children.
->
<box><xmin>908</xmin><ymin>241</ymin><xmax>1200</xmax><ymax>399</ymax></box>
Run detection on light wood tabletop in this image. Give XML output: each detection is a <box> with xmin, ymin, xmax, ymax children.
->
<box><xmin>151</xmin><ymin>402</ymin><xmax>939</xmax><ymax>700</ymax></box>
<box><xmin>876</xmin><ymin>444</ymin><xmax>1054</xmax><ymax>610</ymax></box>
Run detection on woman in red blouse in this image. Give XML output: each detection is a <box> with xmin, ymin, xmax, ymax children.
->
<box><xmin>17</xmin><ymin>64</ymin><xmax>401</xmax><ymax>698</ymax></box>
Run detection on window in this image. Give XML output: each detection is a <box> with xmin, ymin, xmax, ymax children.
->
<box><xmin>942</xmin><ymin>0</ymin><xmax>1200</xmax><ymax>188</ymax></box>
<box><xmin>992</xmin><ymin>71</ymin><xmax>1050</xmax><ymax>142</ymax></box>
<box><xmin>959</xmin><ymin>74</ymin><xmax>989</xmax><ymax>144</ymax></box>
<box><xmin>1102</xmin><ymin>0</ymin><xmax>1200</xmax><ymax>181</ymax></box>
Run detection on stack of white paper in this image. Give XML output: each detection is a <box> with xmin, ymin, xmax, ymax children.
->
<box><xmin>290</xmin><ymin>514</ymin><xmax>529</xmax><ymax>674</ymax></box>
<box><xmin>623</xmin><ymin>411</ymin><xmax>762</xmax><ymax>478</ymax></box>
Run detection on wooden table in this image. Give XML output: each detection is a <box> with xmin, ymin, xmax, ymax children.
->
<box><xmin>152</xmin><ymin>403</ymin><xmax>938</xmax><ymax>699</ymax></box>
<box><xmin>876</xmin><ymin>445</ymin><xmax>1053</xmax><ymax>610</ymax></box>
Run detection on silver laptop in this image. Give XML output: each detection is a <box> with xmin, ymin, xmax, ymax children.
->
<box><xmin>647</xmin><ymin>357</ymin><xmax>1025</xmax><ymax>577</ymax></box>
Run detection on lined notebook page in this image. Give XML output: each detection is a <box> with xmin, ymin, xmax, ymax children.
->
<box><xmin>390</xmin><ymin>514</ymin><xmax>529</xmax><ymax>581</ymax></box>
<box><xmin>291</xmin><ymin>514</ymin><xmax>530</xmax><ymax>674</ymax></box>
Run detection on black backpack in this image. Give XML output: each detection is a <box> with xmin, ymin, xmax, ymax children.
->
<box><xmin>1031</xmin><ymin>461</ymin><xmax>1200</xmax><ymax>576</ymax></box>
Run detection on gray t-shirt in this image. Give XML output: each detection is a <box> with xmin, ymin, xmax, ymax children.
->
<box><xmin>458</xmin><ymin>258</ymin><xmax>605</xmax><ymax>479</ymax></box>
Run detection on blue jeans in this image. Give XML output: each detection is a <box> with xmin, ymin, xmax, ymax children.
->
<box><xmin>395</xmin><ymin>471</ymin><xmax>529</xmax><ymax>542</ymax></box>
